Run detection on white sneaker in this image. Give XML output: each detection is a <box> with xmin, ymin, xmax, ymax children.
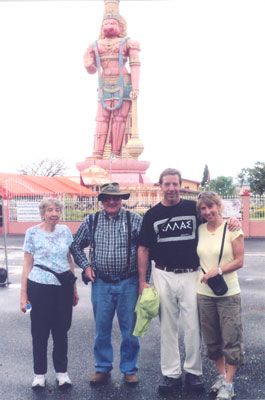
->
<box><xmin>32</xmin><ymin>374</ymin><xmax>46</xmax><ymax>389</ymax></box>
<box><xmin>56</xmin><ymin>372</ymin><xmax>72</xmax><ymax>388</ymax></box>
<box><xmin>216</xmin><ymin>382</ymin><xmax>235</xmax><ymax>400</ymax></box>
<box><xmin>211</xmin><ymin>374</ymin><xmax>225</xmax><ymax>392</ymax></box>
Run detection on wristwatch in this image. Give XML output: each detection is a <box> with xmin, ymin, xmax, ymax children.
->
<box><xmin>218</xmin><ymin>267</ymin><xmax>223</xmax><ymax>275</ymax></box>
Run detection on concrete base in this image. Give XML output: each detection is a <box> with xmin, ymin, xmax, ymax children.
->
<box><xmin>76</xmin><ymin>157</ymin><xmax>152</xmax><ymax>184</ymax></box>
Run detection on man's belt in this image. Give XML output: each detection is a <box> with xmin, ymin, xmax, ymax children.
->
<box><xmin>96</xmin><ymin>271</ymin><xmax>137</xmax><ymax>283</ymax></box>
<box><xmin>155</xmin><ymin>265</ymin><xmax>198</xmax><ymax>274</ymax></box>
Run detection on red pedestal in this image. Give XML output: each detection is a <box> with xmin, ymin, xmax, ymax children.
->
<box><xmin>76</xmin><ymin>158</ymin><xmax>151</xmax><ymax>184</ymax></box>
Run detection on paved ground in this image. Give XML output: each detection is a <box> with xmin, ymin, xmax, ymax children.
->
<box><xmin>0</xmin><ymin>235</ymin><xmax>265</xmax><ymax>400</ymax></box>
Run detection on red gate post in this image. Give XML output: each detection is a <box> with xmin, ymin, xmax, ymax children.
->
<box><xmin>240</xmin><ymin>190</ymin><xmax>250</xmax><ymax>238</ymax></box>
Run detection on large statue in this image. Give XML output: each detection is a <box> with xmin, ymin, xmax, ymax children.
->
<box><xmin>83</xmin><ymin>0</ymin><xmax>140</xmax><ymax>159</ymax></box>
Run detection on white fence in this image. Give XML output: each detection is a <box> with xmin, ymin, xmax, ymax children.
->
<box><xmin>6</xmin><ymin>193</ymin><xmax>249</xmax><ymax>222</ymax></box>
<box><xmin>3</xmin><ymin>173</ymin><xmax>265</xmax><ymax>224</ymax></box>
<box><xmin>249</xmin><ymin>196</ymin><xmax>265</xmax><ymax>220</ymax></box>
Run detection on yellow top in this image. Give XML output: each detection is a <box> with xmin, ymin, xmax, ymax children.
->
<box><xmin>197</xmin><ymin>221</ymin><xmax>243</xmax><ymax>297</ymax></box>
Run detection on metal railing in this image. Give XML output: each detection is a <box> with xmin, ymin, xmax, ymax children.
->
<box><xmin>249</xmin><ymin>196</ymin><xmax>265</xmax><ymax>220</ymax></box>
<box><xmin>5</xmin><ymin>187</ymin><xmax>265</xmax><ymax>222</ymax></box>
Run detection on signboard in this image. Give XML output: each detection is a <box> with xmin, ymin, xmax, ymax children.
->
<box><xmin>16</xmin><ymin>201</ymin><xmax>41</xmax><ymax>222</ymax></box>
<box><xmin>222</xmin><ymin>199</ymin><xmax>242</xmax><ymax>219</ymax></box>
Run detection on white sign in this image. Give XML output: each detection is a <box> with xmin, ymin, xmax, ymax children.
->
<box><xmin>17</xmin><ymin>201</ymin><xmax>41</xmax><ymax>222</ymax></box>
<box><xmin>222</xmin><ymin>199</ymin><xmax>242</xmax><ymax>219</ymax></box>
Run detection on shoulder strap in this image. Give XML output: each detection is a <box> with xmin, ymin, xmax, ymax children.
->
<box><xmin>34</xmin><ymin>264</ymin><xmax>60</xmax><ymax>278</ymax></box>
<box><xmin>88</xmin><ymin>212</ymin><xmax>99</xmax><ymax>269</ymax></box>
<box><xmin>88</xmin><ymin>213</ymin><xmax>93</xmax><ymax>242</ymax></box>
<box><xmin>90</xmin><ymin>211</ymin><xmax>99</xmax><ymax>250</ymax></box>
<box><xmin>126</xmin><ymin>211</ymin><xmax>131</xmax><ymax>268</ymax></box>
<box><xmin>218</xmin><ymin>222</ymin><xmax>227</xmax><ymax>265</ymax></box>
<box><xmin>93</xmin><ymin>212</ymin><xmax>99</xmax><ymax>241</ymax></box>
<box><xmin>200</xmin><ymin>221</ymin><xmax>227</xmax><ymax>275</ymax></box>
<box><xmin>88</xmin><ymin>212</ymin><xmax>99</xmax><ymax>243</ymax></box>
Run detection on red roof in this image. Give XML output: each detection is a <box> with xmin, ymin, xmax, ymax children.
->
<box><xmin>0</xmin><ymin>173</ymin><xmax>96</xmax><ymax>198</ymax></box>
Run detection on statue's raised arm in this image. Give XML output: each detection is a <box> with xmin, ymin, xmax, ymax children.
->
<box><xmin>83</xmin><ymin>44</ymin><xmax>97</xmax><ymax>75</ymax></box>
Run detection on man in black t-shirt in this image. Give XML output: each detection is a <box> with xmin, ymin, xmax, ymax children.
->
<box><xmin>138</xmin><ymin>168</ymin><xmax>204</xmax><ymax>394</ymax></box>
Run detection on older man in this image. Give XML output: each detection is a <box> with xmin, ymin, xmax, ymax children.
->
<box><xmin>71</xmin><ymin>183</ymin><xmax>142</xmax><ymax>385</ymax></box>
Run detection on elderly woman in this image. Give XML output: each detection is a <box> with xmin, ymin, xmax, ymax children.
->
<box><xmin>20</xmin><ymin>198</ymin><xmax>79</xmax><ymax>390</ymax></box>
<box><xmin>196</xmin><ymin>191</ymin><xmax>244</xmax><ymax>400</ymax></box>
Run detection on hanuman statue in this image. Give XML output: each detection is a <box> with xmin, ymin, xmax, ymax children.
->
<box><xmin>83</xmin><ymin>0</ymin><xmax>141</xmax><ymax>159</ymax></box>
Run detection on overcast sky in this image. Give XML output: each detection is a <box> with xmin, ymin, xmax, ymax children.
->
<box><xmin>0</xmin><ymin>0</ymin><xmax>264</xmax><ymax>183</ymax></box>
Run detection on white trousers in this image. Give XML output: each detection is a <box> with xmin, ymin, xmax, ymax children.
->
<box><xmin>152</xmin><ymin>267</ymin><xmax>202</xmax><ymax>378</ymax></box>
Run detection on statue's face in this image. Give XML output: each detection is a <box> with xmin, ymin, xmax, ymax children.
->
<box><xmin>102</xmin><ymin>18</ymin><xmax>121</xmax><ymax>38</ymax></box>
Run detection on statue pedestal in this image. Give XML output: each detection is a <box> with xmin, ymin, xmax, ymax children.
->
<box><xmin>76</xmin><ymin>157</ymin><xmax>151</xmax><ymax>184</ymax></box>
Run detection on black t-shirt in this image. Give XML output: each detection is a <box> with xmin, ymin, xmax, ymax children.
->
<box><xmin>139</xmin><ymin>199</ymin><xmax>200</xmax><ymax>269</ymax></box>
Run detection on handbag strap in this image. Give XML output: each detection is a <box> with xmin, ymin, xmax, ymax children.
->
<box><xmin>200</xmin><ymin>221</ymin><xmax>227</xmax><ymax>275</ymax></box>
<box><xmin>218</xmin><ymin>222</ymin><xmax>227</xmax><ymax>265</ymax></box>
<box><xmin>34</xmin><ymin>264</ymin><xmax>60</xmax><ymax>278</ymax></box>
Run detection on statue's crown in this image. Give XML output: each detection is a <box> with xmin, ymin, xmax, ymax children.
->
<box><xmin>100</xmin><ymin>0</ymin><xmax>127</xmax><ymax>38</ymax></box>
<box><xmin>103</xmin><ymin>0</ymin><xmax>121</xmax><ymax>22</ymax></box>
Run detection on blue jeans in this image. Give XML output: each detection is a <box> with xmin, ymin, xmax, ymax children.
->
<box><xmin>91</xmin><ymin>274</ymin><xmax>139</xmax><ymax>375</ymax></box>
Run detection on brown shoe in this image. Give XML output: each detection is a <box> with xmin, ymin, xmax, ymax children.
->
<box><xmin>90</xmin><ymin>371</ymin><xmax>111</xmax><ymax>385</ymax></box>
<box><xmin>124</xmin><ymin>373</ymin><xmax>138</xmax><ymax>385</ymax></box>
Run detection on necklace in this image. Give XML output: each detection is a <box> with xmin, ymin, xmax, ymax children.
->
<box><xmin>100</xmin><ymin>37</ymin><xmax>121</xmax><ymax>49</ymax></box>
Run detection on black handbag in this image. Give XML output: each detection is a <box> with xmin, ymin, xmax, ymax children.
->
<box><xmin>201</xmin><ymin>222</ymin><xmax>228</xmax><ymax>296</ymax></box>
<box><xmin>35</xmin><ymin>264</ymin><xmax>77</xmax><ymax>287</ymax></box>
<box><xmin>0</xmin><ymin>268</ymin><xmax>7</xmax><ymax>284</ymax></box>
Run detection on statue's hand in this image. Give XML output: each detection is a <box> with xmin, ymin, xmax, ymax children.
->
<box><xmin>130</xmin><ymin>89</ymin><xmax>139</xmax><ymax>99</ymax></box>
<box><xmin>83</xmin><ymin>50</ymin><xmax>94</xmax><ymax>67</ymax></box>
<box><xmin>83</xmin><ymin>45</ymin><xmax>96</xmax><ymax>73</ymax></box>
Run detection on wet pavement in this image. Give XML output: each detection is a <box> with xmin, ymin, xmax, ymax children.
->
<box><xmin>0</xmin><ymin>235</ymin><xmax>265</xmax><ymax>400</ymax></box>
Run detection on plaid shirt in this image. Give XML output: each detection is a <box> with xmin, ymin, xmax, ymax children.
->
<box><xmin>70</xmin><ymin>208</ymin><xmax>143</xmax><ymax>276</ymax></box>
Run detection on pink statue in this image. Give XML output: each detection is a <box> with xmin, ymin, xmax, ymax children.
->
<box><xmin>83</xmin><ymin>0</ymin><xmax>140</xmax><ymax>159</ymax></box>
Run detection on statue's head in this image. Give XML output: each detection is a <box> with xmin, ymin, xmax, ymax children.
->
<box><xmin>101</xmin><ymin>18</ymin><xmax>122</xmax><ymax>38</ymax></box>
<box><xmin>99</xmin><ymin>0</ymin><xmax>127</xmax><ymax>38</ymax></box>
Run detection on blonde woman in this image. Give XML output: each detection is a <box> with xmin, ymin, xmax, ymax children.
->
<box><xmin>20</xmin><ymin>198</ymin><xmax>79</xmax><ymax>390</ymax></box>
<box><xmin>196</xmin><ymin>191</ymin><xmax>244</xmax><ymax>400</ymax></box>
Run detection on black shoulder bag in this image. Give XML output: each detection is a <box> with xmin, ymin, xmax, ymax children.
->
<box><xmin>201</xmin><ymin>222</ymin><xmax>228</xmax><ymax>296</ymax></box>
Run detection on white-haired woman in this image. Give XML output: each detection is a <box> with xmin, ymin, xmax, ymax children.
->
<box><xmin>20</xmin><ymin>198</ymin><xmax>79</xmax><ymax>390</ymax></box>
<box><xmin>196</xmin><ymin>191</ymin><xmax>244</xmax><ymax>400</ymax></box>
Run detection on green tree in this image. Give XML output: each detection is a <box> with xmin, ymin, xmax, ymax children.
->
<box><xmin>237</xmin><ymin>168</ymin><xmax>249</xmax><ymax>187</ymax></box>
<box><xmin>238</xmin><ymin>162</ymin><xmax>265</xmax><ymax>195</ymax></box>
<box><xmin>201</xmin><ymin>164</ymin><xmax>210</xmax><ymax>188</ymax></box>
<box><xmin>209</xmin><ymin>176</ymin><xmax>235</xmax><ymax>196</ymax></box>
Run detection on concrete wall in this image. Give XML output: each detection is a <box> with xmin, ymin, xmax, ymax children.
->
<box><xmin>0</xmin><ymin>221</ymin><xmax>82</xmax><ymax>235</ymax></box>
